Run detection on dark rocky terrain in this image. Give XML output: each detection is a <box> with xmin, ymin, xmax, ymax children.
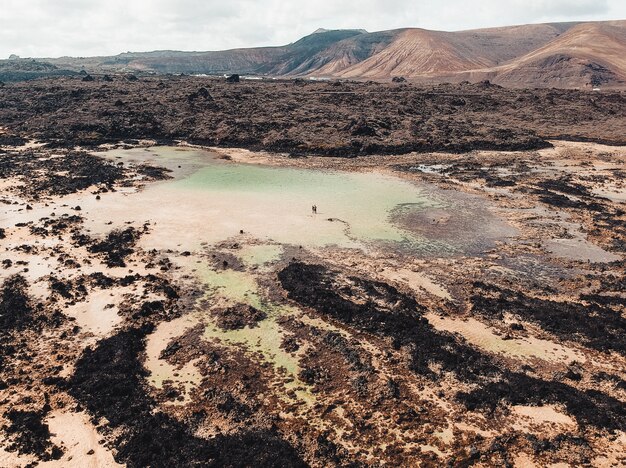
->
<box><xmin>1</xmin><ymin>71</ymin><xmax>626</xmax><ymax>467</ymax></box>
<box><xmin>0</xmin><ymin>76</ymin><xmax>625</xmax><ymax>156</ymax></box>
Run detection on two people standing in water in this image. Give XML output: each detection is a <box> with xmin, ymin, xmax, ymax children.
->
<box><xmin>311</xmin><ymin>204</ymin><xmax>317</xmax><ymax>214</ymax></box>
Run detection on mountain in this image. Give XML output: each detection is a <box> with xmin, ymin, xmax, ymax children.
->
<box><xmin>43</xmin><ymin>29</ymin><xmax>367</xmax><ymax>76</ymax></box>
<box><xmin>296</xmin><ymin>21</ymin><xmax>626</xmax><ymax>88</ymax></box>
<box><xmin>318</xmin><ymin>23</ymin><xmax>575</xmax><ymax>78</ymax></box>
<box><xmin>482</xmin><ymin>20</ymin><xmax>626</xmax><ymax>88</ymax></box>
<box><xmin>3</xmin><ymin>21</ymin><xmax>626</xmax><ymax>88</ymax></box>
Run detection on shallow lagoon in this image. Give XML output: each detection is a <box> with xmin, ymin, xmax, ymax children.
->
<box><xmin>95</xmin><ymin>146</ymin><xmax>448</xmax><ymax>252</ymax></box>
<box><xmin>174</xmin><ymin>160</ymin><xmax>439</xmax><ymax>247</ymax></box>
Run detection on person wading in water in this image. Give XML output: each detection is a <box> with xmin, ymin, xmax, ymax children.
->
<box><xmin>312</xmin><ymin>205</ymin><xmax>317</xmax><ymax>214</ymax></box>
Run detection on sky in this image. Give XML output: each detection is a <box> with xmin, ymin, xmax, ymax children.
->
<box><xmin>1</xmin><ymin>0</ymin><xmax>625</xmax><ymax>58</ymax></box>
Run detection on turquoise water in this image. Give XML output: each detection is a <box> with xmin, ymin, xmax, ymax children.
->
<box><xmin>172</xmin><ymin>160</ymin><xmax>440</xmax><ymax>248</ymax></box>
<box><xmin>94</xmin><ymin>146</ymin><xmax>452</xmax><ymax>252</ymax></box>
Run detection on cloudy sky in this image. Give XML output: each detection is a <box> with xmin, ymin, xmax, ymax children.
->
<box><xmin>1</xmin><ymin>0</ymin><xmax>625</xmax><ymax>58</ymax></box>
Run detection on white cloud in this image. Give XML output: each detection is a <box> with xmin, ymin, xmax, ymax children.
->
<box><xmin>0</xmin><ymin>0</ymin><xmax>623</xmax><ymax>57</ymax></box>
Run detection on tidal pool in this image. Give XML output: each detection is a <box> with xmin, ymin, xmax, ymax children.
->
<box><xmin>94</xmin><ymin>147</ymin><xmax>515</xmax><ymax>407</ymax></box>
<box><xmin>90</xmin><ymin>146</ymin><xmax>447</xmax><ymax>252</ymax></box>
<box><xmin>170</xmin><ymin>157</ymin><xmax>441</xmax><ymax>249</ymax></box>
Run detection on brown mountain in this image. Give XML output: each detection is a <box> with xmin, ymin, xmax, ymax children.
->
<box><xmin>6</xmin><ymin>20</ymin><xmax>626</xmax><ymax>88</ymax></box>
<box><xmin>483</xmin><ymin>21</ymin><xmax>626</xmax><ymax>88</ymax></box>
<box><xmin>305</xmin><ymin>23</ymin><xmax>573</xmax><ymax>78</ymax></box>
<box><xmin>296</xmin><ymin>21</ymin><xmax>626</xmax><ymax>88</ymax></box>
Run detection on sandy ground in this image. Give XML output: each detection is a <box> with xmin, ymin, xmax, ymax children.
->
<box><xmin>1</xmin><ymin>140</ymin><xmax>625</xmax><ymax>466</ymax></box>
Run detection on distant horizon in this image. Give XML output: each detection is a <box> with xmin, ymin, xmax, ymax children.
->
<box><xmin>5</xmin><ymin>17</ymin><xmax>626</xmax><ymax>61</ymax></box>
<box><xmin>2</xmin><ymin>0</ymin><xmax>626</xmax><ymax>58</ymax></box>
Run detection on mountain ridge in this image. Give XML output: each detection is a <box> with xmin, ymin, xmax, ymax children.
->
<box><xmin>2</xmin><ymin>20</ymin><xmax>626</xmax><ymax>88</ymax></box>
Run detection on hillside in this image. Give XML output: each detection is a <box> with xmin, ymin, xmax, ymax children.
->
<box><xmin>0</xmin><ymin>57</ymin><xmax>77</xmax><ymax>82</ymax></box>
<box><xmin>324</xmin><ymin>23</ymin><xmax>574</xmax><ymax>78</ymax></box>
<box><xmin>310</xmin><ymin>20</ymin><xmax>626</xmax><ymax>88</ymax></box>
<box><xmin>487</xmin><ymin>21</ymin><xmax>626</xmax><ymax>88</ymax></box>
<box><xmin>3</xmin><ymin>20</ymin><xmax>626</xmax><ymax>88</ymax></box>
<box><xmin>43</xmin><ymin>29</ymin><xmax>366</xmax><ymax>76</ymax></box>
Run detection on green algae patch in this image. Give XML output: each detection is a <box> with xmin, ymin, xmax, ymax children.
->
<box><xmin>190</xmin><ymin>262</ymin><xmax>314</xmax><ymax>402</ymax></box>
<box><xmin>238</xmin><ymin>244</ymin><xmax>284</xmax><ymax>268</ymax></box>
<box><xmin>199</xmin><ymin>267</ymin><xmax>263</xmax><ymax>309</ymax></box>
